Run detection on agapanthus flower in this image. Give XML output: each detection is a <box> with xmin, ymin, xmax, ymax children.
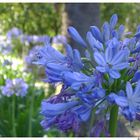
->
<box><xmin>63</xmin><ymin>71</ymin><xmax>95</xmax><ymax>90</ymax></box>
<box><xmin>28</xmin><ymin>13</ymin><xmax>140</xmax><ymax>136</ymax></box>
<box><xmin>1</xmin><ymin>78</ymin><xmax>28</xmax><ymax>97</ymax></box>
<box><xmin>21</xmin><ymin>35</ymin><xmax>50</xmax><ymax>44</ymax></box>
<box><xmin>68</xmin><ymin>26</ymin><xmax>87</xmax><ymax>48</ymax></box>
<box><xmin>94</xmin><ymin>44</ymin><xmax>129</xmax><ymax>79</ymax></box>
<box><xmin>6</xmin><ymin>27</ymin><xmax>23</xmax><ymax>39</ymax></box>
<box><xmin>108</xmin><ymin>81</ymin><xmax>140</xmax><ymax>121</ymax></box>
<box><xmin>40</xmin><ymin>94</ymin><xmax>80</xmax><ymax>132</ymax></box>
<box><xmin>52</xmin><ymin>35</ymin><xmax>67</xmax><ymax>46</ymax></box>
<box><xmin>89</xmin><ymin>14</ymin><xmax>126</xmax><ymax>43</ymax></box>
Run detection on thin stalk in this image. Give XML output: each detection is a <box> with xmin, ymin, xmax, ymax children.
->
<box><xmin>28</xmin><ymin>90</ymin><xmax>34</xmax><ymax>136</ymax></box>
<box><xmin>109</xmin><ymin>105</ymin><xmax>118</xmax><ymax>137</ymax></box>
<box><xmin>12</xmin><ymin>95</ymin><xmax>16</xmax><ymax>137</ymax></box>
<box><xmin>28</xmin><ymin>69</ymin><xmax>37</xmax><ymax>136</ymax></box>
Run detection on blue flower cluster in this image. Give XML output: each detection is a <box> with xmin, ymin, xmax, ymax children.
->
<box><xmin>1</xmin><ymin>78</ymin><xmax>28</xmax><ymax>97</ymax></box>
<box><xmin>29</xmin><ymin>14</ymin><xmax>140</xmax><ymax>136</ymax></box>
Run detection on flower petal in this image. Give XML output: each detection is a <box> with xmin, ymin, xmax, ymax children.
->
<box><xmin>96</xmin><ymin>66</ymin><xmax>106</xmax><ymax>73</ymax></box>
<box><xmin>102</xmin><ymin>22</ymin><xmax>110</xmax><ymax>42</ymax></box>
<box><xmin>94</xmin><ymin>52</ymin><xmax>106</xmax><ymax>66</ymax></box>
<box><xmin>68</xmin><ymin>26</ymin><xmax>87</xmax><ymax>48</ymax></box>
<box><xmin>115</xmin><ymin>96</ymin><xmax>128</xmax><ymax>107</ymax></box>
<box><xmin>134</xmin><ymin>81</ymin><xmax>140</xmax><ymax>96</ymax></box>
<box><xmin>90</xmin><ymin>26</ymin><xmax>103</xmax><ymax>42</ymax></box>
<box><xmin>111</xmin><ymin>50</ymin><xmax>127</xmax><ymax>65</ymax></box>
<box><xmin>109</xmin><ymin>70</ymin><xmax>120</xmax><ymax>79</ymax></box>
<box><xmin>105</xmin><ymin>46</ymin><xmax>113</xmax><ymax>63</ymax></box>
<box><xmin>86</xmin><ymin>31</ymin><xmax>103</xmax><ymax>51</ymax></box>
<box><xmin>132</xmin><ymin>70</ymin><xmax>140</xmax><ymax>83</ymax></box>
<box><xmin>126</xmin><ymin>82</ymin><xmax>133</xmax><ymax>98</ymax></box>
<box><xmin>41</xmin><ymin>100</ymin><xmax>78</xmax><ymax>117</ymax></box>
<box><xmin>112</xmin><ymin>62</ymin><xmax>129</xmax><ymax>70</ymax></box>
<box><xmin>73</xmin><ymin>105</ymin><xmax>92</xmax><ymax>121</ymax></box>
<box><xmin>110</xmin><ymin>14</ymin><xmax>118</xmax><ymax>29</ymax></box>
<box><xmin>134</xmin><ymin>31</ymin><xmax>140</xmax><ymax>38</ymax></box>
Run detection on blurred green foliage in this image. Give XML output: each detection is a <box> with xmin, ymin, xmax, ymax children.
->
<box><xmin>101</xmin><ymin>3</ymin><xmax>140</xmax><ymax>32</ymax></box>
<box><xmin>0</xmin><ymin>3</ymin><xmax>63</xmax><ymax>36</ymax></box>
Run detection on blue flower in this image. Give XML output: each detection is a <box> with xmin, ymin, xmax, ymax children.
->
<box><xmin>108</xmin><ymin>82</ymin><xmax>140</xmax><ymax>121</ymax></box>
<box><xmin>63</xmin><ymin>71</ymin><xmax>95</xmax><ymax>90</ymax></box>
<box><xmin>7</xmin><ymin>27</ymin><xmax>23</xmax><ymax>39</ymax></box>
<box><xmin>72</xmin><ymin>104</ymin><xmax>92</xmax><ymax>122</ymax></box>
<box><xmin>94</xmin><ymin>44</ymin><xmax>129</xmax><ymax>79</ymax></box>
<box><xmin>52</xmin><ymin>35</ymin><xmax>67</xmax><ymax>45</ymax></box>
<box><xmin>132</xmin><ymin>70</ymin><xmax>140</xmax><ymax>83</ymax></box>
<box><xmin>90</xmin><ymin>26</ymin><xmax>103</xmax><ymax>43</ymax></box>
<box><xmin>21</xmin><ymin>35</ymin><xmax>50</xmax><ymax>44</ymax></box>
<box><xmin>45</xmin><ymin>63</ymin><xmax>70</xmax><ymax>83</ymax></box>
<box><xmin>77</xmin><ymin>87</ymin><xmax>105</xmax><ymax>105</ymax></box>
<box><xmin>41</xmin><ymin>111</ymin><xmax>80</xmax><ymax>133</ymax></box>
<box><xmin>1</xmin><ymin>78</ymin><xmax>28</xmax><ymax>97</ymax></box>
<box><xmin>54</xmin><ymin>111</ymin><xmax>80</xmax><ymax>133</ymax></box>
<box><xmin>41</xmin><ymin>100</ymin><xmax>78</xmax><ymax>117</ymax></box>
<box><xmin>68</xmin><ymin>26</ymin><xmax>87</xmax><ymax>48</ymax></box>
<box><xmin>27</xmin><ymin>43</ymin><xmax>83</xmax><ymax>73</ymax></box>
<box><xmin>31</xmin><ymin>44</ymin><xmax>66</xmax><ymax>66</ymax></box>
<box><xmin>86</xmin><ymin>31</ymin><xmax>104</xmax><ymax>51</ymax></box>
<box><xmin>110</xmin><ymin>14</ymin><xmax>118</xmax><ymax>29</ymax></box>
<box><xmin>40</xmin><ymin>98</ymin><xmax>80</xmax><ymax>132</ymax></box>
<box><xmin>65</xmin><ymin>44</ymin><xmax>83</xmax><ymax>71</ymax></box>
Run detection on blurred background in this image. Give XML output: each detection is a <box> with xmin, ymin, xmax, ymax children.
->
<box><xmin>0</xmin><ymin>3</ymin><xmax>140</xmax><ymax>137</ymax></box>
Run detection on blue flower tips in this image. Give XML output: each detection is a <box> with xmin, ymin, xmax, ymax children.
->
<box><xmin>110</xmin><ymin>14</ymin><xmax>118</xmax><ymax>29</ymax></box>
<box><xmin>68</xmin><ymin>26</ymin><xmax>87</xmax><ymax>48</ymax></box>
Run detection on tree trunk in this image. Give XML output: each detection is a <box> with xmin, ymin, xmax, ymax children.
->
<box><xmin>62</xmin><ymin>3</ymin><xmax>100</xmax><ymax>55</ymax></box>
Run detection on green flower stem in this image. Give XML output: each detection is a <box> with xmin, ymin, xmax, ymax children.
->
<box><xmin>109</xmin><ymin>105</ymin><xmax>118</xmax><ymax>137</ymax></box>
<box><xmin>12</xmin><ymin>95</ymin><xmax>16</xmax><ymax>137</ymax></box>
<box><xmin>28</xmin><ymin>69</ymin><xmax>37</xmax><ymax>136</ymax></box>
<box><xmin>28</xmin><ymin>90</ymin><xmax>34</xmax><ymax>136</ymax></box>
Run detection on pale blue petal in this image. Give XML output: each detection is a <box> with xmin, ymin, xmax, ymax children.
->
<box><xmin>132</xmin><ymin>71</ymin><xmax>140</xmax><ymax>83</ymax></box>
<box><xmin>90</xmin><ymin>26</ymin><xmax>103</xmax><ymax>42</ymax></box>
<box><xmin>86</xmin><ymin>31</ymin><xmax>103</xmax><ymax>51</ymax></box>
<box><xmin>68</xmin><ymin>26</ymin><xmax>87</xmax><ymax>48</ymax></box>
<box><xmin>105</xmin><ymin>46</ymin><xmax>113</xmax><ymax>63</ymax></box>
<box><xmin>86</xmin><ymin>31</ymin><xmax>96</xmax><ymax>50</ymax></box>
<box><xmin>112</xmin><ymin>62</ymin><xmax>129</xmax><ymax>70</ymax></box>
<box><xmin>118</xmin><ymin>25</ymin><xmax>125</xmax><ymax>39</ymax></box>
<box><xmin>115</xmin><ymin>96</ymin><xmax>128</xmax><ymax>107</ymax></box>
<box><xmin>134</xmin><ymin>81</ymin><xmax>140</xmax><ymax>96</ymax></box>
<box><xmin>65</xmin><ymin>44</ymin><xmax>73</xmax><ymax>59</ymax></box>
<box><xmin>102</xmin><ymin>22</ymin><xmax>110</xmax><ymax>42</ymax></box>
<box><xmin>126</xmin><ymin>82</ymin><xmax>133</xmax><ymax>98</ymax></box>
<box><xmin>73</xmin><ymin>105</ymin><xmax>92</xmax><ymax>121</ymax></box>
<box><xmin>109</xmin><ymin>69</ymin><xmax>120</xmax><ymax>79</ymax></box>
<box><xmin>96</xmin><ymin>66</ymin><xmax>106</xmax><ymax>73</ymax></box>
<box><xmin>41</xmin><ymin>100</ymin><xmax>78</xmax><ymax>117</ymax></box>
<box><xmin>94</xmin><ymin>52</ymin><xmax>106</xmax><ymax>66</ymax></box>
<box><xmin>73</xmin><ymin>49</ymin><xmax>83</xmax><ymax>71</ymax></box>
<box><xmin>110</xmin><ymin>14</ymin><xmax>118</xmax><ymax>29</ymax></box>
<box><xmin>111</xmin><ymin>50</ymin><xmax>127</xmax><ymax>65</ymax></box>
<box><xmin>134</xmin><ymin>31</ymin><xmax>140</xmax><ymax>38</ymax></box>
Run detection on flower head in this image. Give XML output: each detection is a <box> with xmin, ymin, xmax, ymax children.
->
<box><xmin>108</xmin><ymin>81</ymin><xmax>140</xmax><ymax>121</ymax></box>
<box><xmin>1</xmin><ymin>78</ymin><xmax>28</xmax><ymax>97</ymax></box>
<box><xmin>94</xmin><ymin>43</ymin><xmax>129</xmax><ymax>79</ymax></box>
